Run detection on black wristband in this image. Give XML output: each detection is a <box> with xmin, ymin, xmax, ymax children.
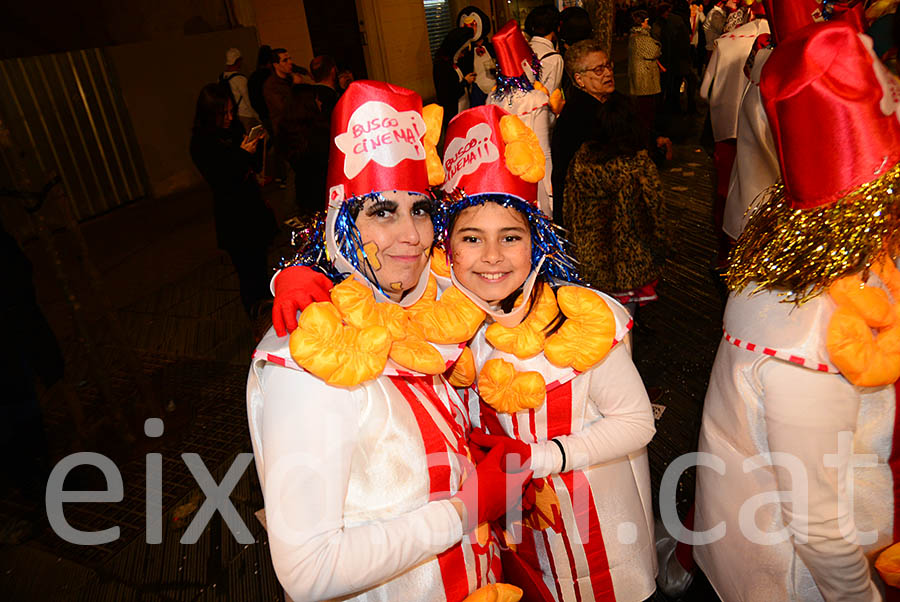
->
<box><xmin>550</xmin><ymin>438</ymin><xmax>566</xmax><ymax>473</ymax></box>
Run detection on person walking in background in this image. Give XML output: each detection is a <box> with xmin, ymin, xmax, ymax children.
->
<box><xmin>628</xmin><ymin>9</ymin><xmax>662</xmax><ymax>134</ymax></box>
<box><xmin>276</xmin><ymin>77</ymin><xmax>330</xmax><ymax>217</ymax></box>
<box><xmin>220</xmin><ymin>48</ymin><xmax>259</xmax><ymax>132</ymax></box>
<box><xmin>525</xmin><ymin>5</ymin><xmax>564</xmax><ymax>93</ymax></box>
<box><xmin>248</xmin><ymin>45</ymin><xmax>274</xmax><ymax>126</ymax></box>
<box><xmin>263</xmin><ymin>48</ymin><xmax>297</xmax><ymax>136</ymax></box>
<box><xmin>308</xmin><ymin>55</ymin><xmax>338</xmax><ymax>116</ymax></box>
<box><xmin>190</xmin><ymin>83</ymin><xmax>276</xmax><ymax>319</ymax></box>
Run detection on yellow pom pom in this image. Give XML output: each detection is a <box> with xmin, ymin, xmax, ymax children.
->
<box><xmin>499</xmin><ymin>114</ymin><xmax>545</xmax><ymax>183</ymax></box>
<box><xmin>545</xmin><ymin>287</ymin><xmax>616</xmax><ymax>371</ymax></box>
<box><xmin>486</xmin><ymin>284</ymin><xmax>558</xmax><ymax>359</ymax></box>
<box><xmin>462</xmin><ymin>583</ymin><xmax>523</xmax><ymax>602</ymax></box>
<box><xmin>478</xmin><ymin>358</ymin><xmax>545</xmax><ymax>414</ymax></box>
<box><xmin>422</xmin><ymin>103</ymin><xmax>446</xmax><ymax>186</ymax></box>
<box><xmin>289</xmin><ymin>302</ymin><xmax>391</xmax><ymax>387</ymax></box>
<box><xmin>390</xmin><ymin>337</ymin><xmax>447</xmax><ymax>374</ymax></box>
<box><xmin>876</xmin><ymin>542</ymin><xmax>900</xmax><ymax>588</ymax></box>
<box><xmin>446</xmin><ymin>345</ymin><xmax>476</xmax><ymax>388</ymax></box>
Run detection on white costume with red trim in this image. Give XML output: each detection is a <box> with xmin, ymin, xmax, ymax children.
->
<box><xmin>722</xmin><ymin>46</ymin><xmax>778</xmax><ymax>240</ymax></box>
<box><xmin>701</xmin><ymin>19</ymin><xmax>770</xmax><ymax>142</ymax></box>
<box><xmin>694</xmin><ymin>281</ymin><xmax>897</xmax><ymax>602</ymax></box>
<box><xmin>468</xmin><ymin>288</ymin><xmax>658</xmax><ymax>602</ymax></box>
<box><xmin>247</xmin><ymin>273</ymin><xmax>501</xmax><ymax>601</ymax></box>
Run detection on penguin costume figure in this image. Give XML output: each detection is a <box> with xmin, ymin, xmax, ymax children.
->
<box><xmin>457</xmin><ymin>5</ymin><xmax>496</xmax><ymax>107</ymax></box>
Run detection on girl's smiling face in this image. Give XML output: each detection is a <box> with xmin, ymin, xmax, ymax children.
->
<box><xmin>449</xmin><ymin>202</ymin><xmax>532</xmax><ymax>305</ymax></box>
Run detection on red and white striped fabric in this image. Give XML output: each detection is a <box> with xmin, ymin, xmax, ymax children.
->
<box><xmin>467</xmin><ymin>289</ymin><xmax>656</xmax><ymax>601</ymax></box>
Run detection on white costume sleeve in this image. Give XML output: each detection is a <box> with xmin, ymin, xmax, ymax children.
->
<box><xmin>258</xmin><ymin>364</ymin><xmax>464</xmax><ymax>601</ymax></box>
<box><xmin>540</xmin><ymin>53</ymin><xmax>564</xmax><ymax>93</ymax></box>
<box><xmin>530</xmin><ymin>343</ymin><xmax>656</xmax><ymax>478</ymax></box>
<box><xmin>759</xmin><ymin>360</ymin><xmax>881</xmax><ymax>602</ymax></box>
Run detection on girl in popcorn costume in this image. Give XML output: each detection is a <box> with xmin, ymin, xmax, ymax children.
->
<box><xmin>693</xmin><ymin>20</ymin><xmax>900</xmax><ymax>601</ymax></box>
<box><xmin>247</xmin><ymin>80</ymin><xmax>530</xmax><ymax>602</ymax></box>
<box><xmin>269</xmin><ymin>101</ymin><xmax>658</xmax><ymax>600</ymax></box>
<box><xmin>438</xmin><ymin>104</ymin><xmax>658</xmax><ymax>602</ymax></box>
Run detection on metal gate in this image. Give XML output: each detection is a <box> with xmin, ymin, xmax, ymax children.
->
<box><xmin>0</xmin><ymin>47</ymin><xmax>148</xmax><ymax>221</ymax></box>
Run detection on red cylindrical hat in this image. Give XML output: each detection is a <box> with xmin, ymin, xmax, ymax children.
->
<box><xmin>492</xmin><ymin>20</ymin><xmax>534</xmax><ymax>78</ymax></box>
<box><xmin>829</xmin><ymin>2</ymin><xmax>868</xmax><ymax>33</ymax></box>
<box><xmin>760</xmin><ymin>21</ymin><xmax>900</xmax><ymax>210</ymax></box>
<box><xmin>326</xmin><ymin>80</ymin><xmax>429</xmax><ymax>207</ymax></box>
<box><xmin>761</xmin><ymin>0</ymin><xmax>823</xmax><ymax>43</ymax></box>
<box><xmin>441</xmin><ymin>104</ymin><xmax>538</xmax><ymax>203</ymax></box>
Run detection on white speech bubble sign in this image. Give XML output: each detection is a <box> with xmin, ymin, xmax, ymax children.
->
<box><xmin>334</xmin><ymin>101</ymin><xmax>426</xmax><ymax>180</ymax></box>
<box><xmin>442</xmin><ymin>122</ymin><xmax>500</xmax><ymax>191</ymax></box>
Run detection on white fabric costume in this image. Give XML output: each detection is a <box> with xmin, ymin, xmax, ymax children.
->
<box><xmin>530</xmin><ymin>36</ymin><xmax>564</xmax><ymax>93</ymax></box>
<box><xmin>248</xmin><ymin>266</ymin><xmax>500</xmax><ymax>602</ymax></box>
<box><xmin>722</xmin><ymin>45</ymin><xmax>779</xmax><ymax>240</ymax></box>
<box><xmin>693</xmin><ymin>280</ymin><xmax>897</xmax><ymax>601</ymax></box>
<box><xmin>466</xmin><ymin>289</ymin><xmax>658</xmax><ymax>602</ymax></box>
<box><xmin>700</xmin><ymin>19</ymin><xmax>770</xmax><ymax>142</ymax></box>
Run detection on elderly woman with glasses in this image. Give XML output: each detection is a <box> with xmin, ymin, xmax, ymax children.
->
<box><xmin>550</xmin><ymin>40</ymin><xmax>671</xmax><ymax>228</ymax></box>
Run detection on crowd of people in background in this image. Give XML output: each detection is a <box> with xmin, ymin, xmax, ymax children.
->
<box><xmin>185</xmin><ymin>1</ymin><xmax>900</xmax><ymax>601</ymax></box>
<box><xmin>189</xmin><ymin>44</ymin><xmax>356</xmax><ymax>323</ymax></box>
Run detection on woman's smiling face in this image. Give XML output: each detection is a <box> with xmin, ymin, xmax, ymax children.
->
<box><xmin>353</xmin><ymin>191</ymin><xmax>434</xmax><ymax>300</ymax></box>
<box><xmin>449</xmin><ymin>202</ymin><xmax>532</xmax><ymax>305</ymax></box>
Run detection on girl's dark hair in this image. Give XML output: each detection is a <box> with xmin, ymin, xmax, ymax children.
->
<box><xmin>436</xmin><ymin>27</ymin><xmax>474</xmax><ymax>60</ymax></box>
<box><xmin>559</xmin><ymin>7</ymin><xmax>593</xmax><ymax>46</ymax></box>
<box><xmin>192</xmin><ymin>83</ymin><xmax>233</xmax><ymax>136</ymax></box>
<box><xmin>497</xmin><ymin>277</ymin><xmax>566</xmax><ymax>337</ymax></box>
<box><xmin>631</xmin><ymin>9</ymin><xmax>649</xmax><ymax>27</ymax></box>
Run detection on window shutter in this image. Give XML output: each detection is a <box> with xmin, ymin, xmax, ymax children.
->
<box><xmin>424</xmin><ymin>0</ymin><xmax>453</xmax><ymax>57</ymax></box>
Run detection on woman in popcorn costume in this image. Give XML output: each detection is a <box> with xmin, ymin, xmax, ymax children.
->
<box><xmin>693</xmin><ymin>21</ymin><xmax>900</xmax><ymax>601</ymax></box>
<box><xmin>486</xmin><ymin>20</ymin><xmax>564</xmax><ymax>218</ymax></box>
<box><xmin>438</xmin><ymin>103</ymin><xmax>658</xmax><ymax>602</ymax></box>
<box><xmin>247</xmin><ymin>80</ymin><xmax>531</xmax><ymax>602</ymax></box>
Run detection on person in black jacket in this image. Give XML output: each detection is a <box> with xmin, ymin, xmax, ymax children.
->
<box><xmin>190</xmin><ymin>83</ymin><xmax>277</xmax><ymax>318</ymax></box>
<box><xmin>433</xmin><ymin>27</ymin><xmax>476</xmax><ymax>129</ymax></box>
<box><xmin>551</xmin><ymin>40</ymin><xmax>672</xmax><ymax>227</ymax></box>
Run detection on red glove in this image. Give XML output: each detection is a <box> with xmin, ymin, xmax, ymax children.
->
<box><xmin>272</xmin><ymin>266</ymin><xmax>335</xmax><ymax>336</ymax></box>
<box><xmin>453</xmin><ymin>445</ymin><xmax>532</xmax><ymax>531</ymax></box>
<box><xmin>469</xmin><ymin>428</ymin><xmax>532</xmax><ymax>473</ymax></box>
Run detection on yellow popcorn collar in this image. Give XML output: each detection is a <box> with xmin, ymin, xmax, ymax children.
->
<box><xmin>477</xmin><ymin>285</ymin><xmax>619</xmax><ymax>414</ymax></box>
<box><xmin>289</xmin><ymin>276</ymin><xmax>486</xmax><ymax>387</ymax></box>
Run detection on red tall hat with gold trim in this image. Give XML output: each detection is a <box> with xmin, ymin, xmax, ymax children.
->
<box><xmin>441</xmin><ymin>104</ymin><xmax>544</xmax><ymax>202</ymax></box>
<box><xmin>492</xmin><ymin>20</ymin><xmax>535</xmax><ymax>79</ymax></box>
<box><xmin>762</xmin><ymin>0</ymin><xmax>868</xmax><ymax>43</ymax></box>
<box><xmin>727</xmin><ymin>21</ymin><xmax>900</xmax><ymax>302</ymax></box>
<box><xmin>326</xmin><ymin>80</ymin><xmax>429</xmax><ymax>208</ymax></box>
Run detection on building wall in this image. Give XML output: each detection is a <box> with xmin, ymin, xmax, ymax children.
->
<box><xmin>250</xmin><ymin>0</ymin><xmax>316</xmax><ymax>74</ymax></box>
<box><xmin>106</xmin><ymin>28</ymin><xmax>261</xmax><ymax>197</ymax></box>
<box><xmin>357</xmin><ymin>0</ymin><xmax>436</xmax><ymax>99</ymax></box>
<box><xmin>2</xmin><ymin>0</ymin><xmax>233</xmax><ymax>59</ymax></box>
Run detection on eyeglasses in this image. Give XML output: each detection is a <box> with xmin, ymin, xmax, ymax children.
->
<box><xmin>580</xmin><ymin>62</ymin><xmax>614</xmax><ymax>76</ymax></box>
